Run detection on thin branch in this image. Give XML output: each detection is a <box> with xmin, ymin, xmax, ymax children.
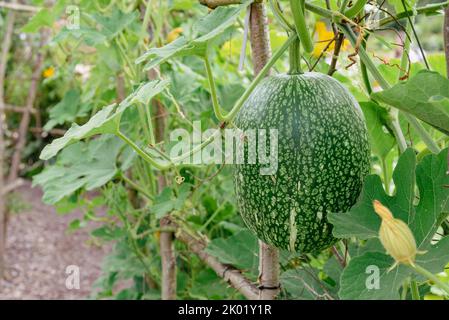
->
<box><xmin>1</xmin><ymin>179</ymin><xmax>24</xmax><ymax>195</ymax></box>
<box><xmin>0</xmin><ymin>4</ymin><xmax>16</xmax><ymax>279</ymax></box>
<box><xmin>0</xmin><ymin>1</ymin><xmax>40</xmax><ymax>12</ymax></box>
<box><xmin>0</xmin><ymin>104</ymin><xmax>37</xmax><ymax>114</ymax></box>
<box><xmin>169</xmin><ymin>217</ymin><xmax>260</xmax><ymax>300</ymax></box>
<box><xmin>328</xmin><ymin>32</ymin><xmax>345</xmax><ymax>75</ymax></box>
<box><xmin>29</xmin><ymin>127</ymin><xmax>66</xmax><ymax>137</ymax></box>
<box><xmin>8</xmin><ymin>30</ymin><xmax>50</xmax><ymax>182</ymax></box>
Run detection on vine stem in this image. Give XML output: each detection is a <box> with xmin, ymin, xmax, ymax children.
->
<box><xmin>379</xmin><ymin>1</ymin><xmax>449</xmax><ymax>27</ymax></box>
<box><xmin>340</xmin><ymin>24</ymin><xmax>440</xmax><ymax>154</ymax></box>
<box><xmin>224</xmin><ymin>33</ymin><xmax>296</xmax><ymax>122</ymax></box>
<box><xmin>204</xmin><ymin>55</ymin><xmax>225</xmax><ymax>121</ymax></box>
<box><xmin>339</xmin><ymin>0</ymin><xmax>350</xmax><ymax>13</ymax></box>
<box><xmin>290</xmin><ymin>0</ymin><xmax>313</xmax><ymax>53</ymax></box>
<box><xmin>409</xmin><ymin>264</ymin><xmax>449</xmax><ymax>296</ymax></box>
<box><xmin>205</xmin><ymin>33</ymin><xmax>296</xmax><ymax>123</ymax></box>
<box><xmin>116</xmin><ymin>130</ymin><xmax>170</xmax><ymax>170</ymax></box>
<box><xmin>345</xmin><ymin>0</ymin><xmax>368</xmax><ymax>18</ymax></box>
<box><xmin>397</xmin><ymin>10</ymin><xmax>440</xmax><ymax>154</ymax></box>
<box><xmin>339</xmin><ymin>24</ymin><xmax>408</xmax><ymax>153</ymax></box>
<box><xmin>410</xmin><ymin>280</ymin><xmax>420</xmax><ymax>300</ymax></box>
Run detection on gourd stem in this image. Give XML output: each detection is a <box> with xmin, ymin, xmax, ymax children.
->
<box><xmin>204</xmin><ymin>55</ymin><xmax>226</xmax><ymax>122</ymax></box>
<box><xmin>288</xmin><ymin>38</ymin><xmax>303</xmax><ymax>74</ymax></box>
<box><xmin>223</xmin><ymin>33</ymin><xmax>297</xmax><ymax>122</ymax></box>
<box><xmin>289</xmin><ymin>0</ymin><xmax>313</xmax><ymax>53</ymax></box>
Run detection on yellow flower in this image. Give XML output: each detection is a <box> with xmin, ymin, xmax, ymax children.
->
<box><xmin>373</xmin><ymin>200</ymin><xmax>423</xmax><ymax>268</ymax></box>
<box><xmin>312</xmin><ymin>21</ymin><xmax>350</xmax><ymax>58</ymax></box>
<box><xmin>43</xmin><ymin>66</ymin><xmax>55</xmax><ymax>78</ymax></box>
<box><xmin>166</xmin><ymin>27</ymin><xmax>183</xmax><ymax>44</ymax></box>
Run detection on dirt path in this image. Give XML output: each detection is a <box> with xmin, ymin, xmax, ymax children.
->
<box><xmin>0</xmin><ymin>183</ymin><xmax>109</xmax><ymax>299</ymax></box>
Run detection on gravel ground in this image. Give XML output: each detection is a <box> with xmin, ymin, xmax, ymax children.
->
<box><xmin>0</xmin><ymin>183</ymin><xmax>109</xmax><ymax>299</ymax></box>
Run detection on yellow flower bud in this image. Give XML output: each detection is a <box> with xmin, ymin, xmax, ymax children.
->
<box><xmin>43</xmin><ymin>66</ymin><xmax>55</xmax><ymax>78</ymax></box>
<box><xmin>373</xmin><ymin>200</ymin><xmax>418</xmax><ymax>266</ymax></box>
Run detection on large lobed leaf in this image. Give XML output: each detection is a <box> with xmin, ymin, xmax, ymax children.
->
<box><xmin>39</xmin><ymin>79</ymin><xmax>169</xmax><ymax>160</ymax></box>
<box><xmin>136</xmin><ymin>1</ymin><xmax>251</xmax><ymax>70</ymax></box>
<box><xmin>205</xmin><ymin>230</ymin><xmax>258</xmax><ymax>274</ymax></box>
<box><xmin>33</xmin><ymin>136</ymin><xmax>124</xmax><ymax>204</ymax></box>
<box><xmin>371</xmin><ymin>70</ymin><xmax>449</xmax><ymax>135</ymax></box>
<box><xmin>328</xmin><ymin>148</ymin><xmax>449</xmax><ymax>248</ymax></box>
<box><xmin>329</xmin><ymin>148</ymin><xmax>449</xmax><ymax>299</ymax></box>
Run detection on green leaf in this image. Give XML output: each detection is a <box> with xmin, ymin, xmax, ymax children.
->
<box><xmin>331</xmin><ymin>148</ymin><xmax>449</xmax><ymax>299</ymax></box>
<box><xmin>205</xmin><ymin>230</ymin><xmax>258</xmax><ymax>273</ymax></box>
<box><xmin>52</xmin><ymin>26</ymin><xmax>108</xmax><ymax>46</ymax></box>
<box><xmin>136</xmin><ymin>1</ymin><xmax>251</xmax><ymax>69</ymax></box>
<box><xmin>152</xmin><ymin>184</ymin><xmax>192</xmax><ymax>218</ymax></box>
<box><xmin>39</xmin><ymin>79</ymin><xmax>169</xmax><ymax>160</ymax></box>
<box><xmin>44</xmin><ymin>89</ymin><xmax>91</xmax><ymax>131</ymax></box>
<box><xmin>92</xmin><ymin>9</ymin><xmax>138</xmax><ymax>40</ymax></box>
<box><xmin>329</xmin><ymin>148</ymin><xmax>449</xmax><ymax>248</ymax></box>
<box><xmin>33</xmin><ymin>136</ymin><xmax>123</xmax><ymax>204</ymax></box>
<box><xmin>21</xmin><ymin>0</ymin><xmax>67</xmax><ymax>33</ymax></box>
<box><xmin>417</xmin><ymin>236</ymin><xmax>449</xmax><ymax>273</ymax></box>
<box><xmin>22</xmin><ymin>9</ymin><xmax>54</xmax><ymax>33</ymax></box>
<box><xmin>360</xmin><ymin>101</ymin><xmax>395</xmax><ymax>159</ymax></box>
<box><xmin>371</xmin><ymin>70</ymin><xmax>449</xmax><ymax>135</ymax></box>
<box><xmin>340</xmin><ymin>237</ymin><xmax>449</xmax><ymax>300</ymax></box>
<box><xmin>339</xmin><ymin>252</ymin><xmax>409</xmax><ymax>300</ymax></box>
<box><xmin>153</xmin><ymin>187</ymin><xmax>175</xmax><ymax>218</ymax></box>
<box><xmin>281</xmin><ymin>268</ymin><xmax>336</xmax><ymax>300</ymax></box>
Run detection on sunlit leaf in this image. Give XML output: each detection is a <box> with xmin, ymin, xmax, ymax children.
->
<box><xmin>33</xmin><ymin>136</ymin><xmax>123</xmax><ymax>204</ymax></box>
<box><xmin>40</xmin><ymin>79</ymin><xmax>169</xmax><ymax>160</ymax></box>
<box><xmin>372</xmin><ymin>70</ymin><xmax>449</xmax><ymax>135</ymax></box>
<box><xmin>136</xmin><ymin>1</ymin><xmax>251</xmax><ymax>69</ymax></box>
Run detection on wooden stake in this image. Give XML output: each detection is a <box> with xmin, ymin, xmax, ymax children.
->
<box><xmin>249</xmin><ymin>1</ymin><xmax>280</xmax><ymax>300</ymax></box>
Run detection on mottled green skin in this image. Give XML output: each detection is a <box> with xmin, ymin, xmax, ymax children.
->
<box><xmin>233</xmin><ymin>73</ymin><xmax>370</xmax><ymax>253</ymax></box>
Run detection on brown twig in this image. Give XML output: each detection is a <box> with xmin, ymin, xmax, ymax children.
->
<box><xmin>1</xmin><ymin>179</ymin><xmax>24</xmax><ymax>196</ymax></box>
<box><xmin>0</xmin><ymin>1</ymin><xmax>40</xmax><ymax>12</ymax></box>
<box><xmin>8</xmin><ymin>30</ymin><xmax>50</xmax><ymax>182</ymax></box>
<box><xmin>0</xmin><ymin>4</ymin><xmax>16</xmax><ymax>279</ymax></box>
<box><xmin>328</xmin><ymin>32</ymin><xmax>345</xmax><ymax>76</ymax></box>
<box><xmin>0</xmin><ymin>104</ymin><xmax>37</xmax><ymax>114</ymax></box>
<box><xmin>147</xmin><ymin>66</ymin><xmax>177</xmax><ymax>300</ymax></box>
<box><xmin>169</xmin><ymin>217</ymin><xmax>260</xmax><ymax>300</ymax></box>
<box><xmin>29</xmin><ymin>127</ymin><xmax>66</xmax><ymax>137</ymax></box>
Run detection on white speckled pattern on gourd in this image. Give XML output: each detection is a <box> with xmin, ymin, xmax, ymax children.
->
<box><xmin>233</xmin><ymin>72</ymin><xmax>370</xmax><ymax>253</ymax></box>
